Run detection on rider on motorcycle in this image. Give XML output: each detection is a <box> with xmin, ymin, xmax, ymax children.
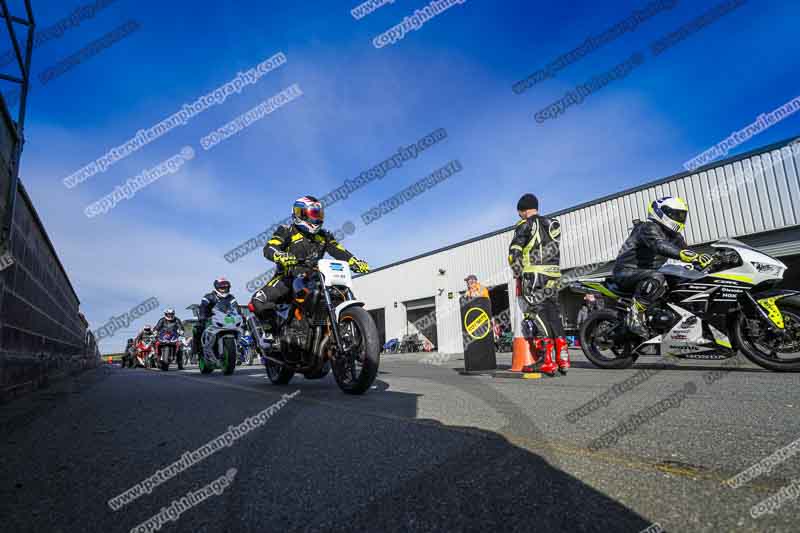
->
<box><xmin>134</xmin><ymin>325</ymin><xmax>155</xmax><ymax>345</ymax></box>
<box><xmin>508</xmin><ymin>193</ymin><xmax>568</xmax><ymax>375</ymax></box>
<box><xmin>192</xmin><ymin>278</ymin><xmax>242</xmax><ymax>364</ymax></box>
<box><xmin>612</xmin><ymin>196</ymin><xmax>714</xmax><ymax>335</ymax></box>
<box><xmin>250</xmin><ymin>195</ymin><xmax>370</xmax><ymax>326</ymax></box>
<box><xmin>153</xmin><ymin>308</ymin><xmax>184</xmax><ymax>338</ymax></box>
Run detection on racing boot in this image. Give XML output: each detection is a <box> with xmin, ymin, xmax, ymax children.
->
<box><xmin>523</xmin><ymin>338</ymin><xmax>558</xmax><ymax>376</ymax></box>
<box><xmin>626</xmin><ymin>298</ymin><xmax>649</xmax><ymax>337</ymax></box>
<box><xmin>521</xmin><ymin>338</ymin><xmax>543</xmax><ymax>372</ymax></box>
<box><xmin>555</xmin><ymin>337</ymin><xmax>570</xmax><ymax>374</ymax></box>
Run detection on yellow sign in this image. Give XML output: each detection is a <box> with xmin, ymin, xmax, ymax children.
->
<box><xmin>464</xmin><ymin>307</ymin><xmax>490</xmax><ymax>340</ymax></box>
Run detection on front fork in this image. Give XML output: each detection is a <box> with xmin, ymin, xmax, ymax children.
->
<box><xmin>322</xmin><ymin>287</ymin><xmax>345</xmax><ymax>353</ymax></box>
<box><xmin>737</xmin><ymin>291</ymin><xmax>797</xmax><ymax>332</ymax></box>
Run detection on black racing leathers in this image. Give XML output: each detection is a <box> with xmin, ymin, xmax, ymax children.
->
<box><xmin>508</xmin><ymin>215</ymin><xmax>564</xmax><ymax>337</ymax></box>
<box><xmin>613</xmin><ymin>220</ymin><xmax>687</xmax><ymax>273</ymax></box>
<box><xmin>154</xmin><ymin>317</ymin><xmax>184</xmax><ymax>336</ymax></box>
<box><xmin>612</xmin><ymin>220</ymin><xmax>687</xmax><ymax>305</ymax></box>
<box><xmin>251</xmin><ymin>224</ymin><xmax>355</xmax><ymax>319</ymax></box>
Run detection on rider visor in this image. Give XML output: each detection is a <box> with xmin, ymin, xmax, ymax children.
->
<box><xmin>662</xmin><ymin>205</ymin><xmax>687</xmax><ymax>224</ymax></box>
<box><xmin>306</xmin><ymin>205</ymin><xmax>324</xmax><ymax>223</ymax></box>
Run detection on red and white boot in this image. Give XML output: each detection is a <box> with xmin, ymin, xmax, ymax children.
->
<box><xmin>522</xmin><ymin>338</ymin><xmax>543</xmax><ymax>372</ymax></box>
<box><xmin>555</xmin><ymin>337</ymin><xmax>570</xmax><ymax>375</ymax></box>
<box><xmin>523</xmin><ymin>337</ymin><xmax>557</xmax><ymax>376</ymax></box>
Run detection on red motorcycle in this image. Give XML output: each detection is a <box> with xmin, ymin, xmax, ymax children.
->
<box><xmin>135</xmin><ymin>336</ymin><xmax>155</xmax><ymax>368</ymax></box>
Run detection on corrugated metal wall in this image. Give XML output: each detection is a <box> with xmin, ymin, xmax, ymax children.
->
<box><xmin>354</xmin><ymin>138</ymin><xmax>800</xmax><ymax>353</ymax></box>
<box><xmin>559</xmin><ymin>140</ymin><xmax>800</xmax><ymax>269</ymax></box>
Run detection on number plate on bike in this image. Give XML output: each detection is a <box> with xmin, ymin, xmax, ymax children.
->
<box><xmin>318</xmin><ymin>259</ymin><xmax>353</xmax><ymax>288</ymax></box>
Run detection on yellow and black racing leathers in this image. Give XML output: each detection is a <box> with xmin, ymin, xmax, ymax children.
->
<box><xmin>250</xmin><ymin>224</ymin><xmax>362</xmax><ymax>319</ymax></box>
<box><xmin>508</xmin><ymin>214</ymin><xmax>564</xmax><ymax>338</ymax></box>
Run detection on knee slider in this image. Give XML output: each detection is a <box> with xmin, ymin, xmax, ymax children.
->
<box><xmin>637</xmin><ymin>273</ymin><xmax>668</xmax><ymax>301</ymax></box>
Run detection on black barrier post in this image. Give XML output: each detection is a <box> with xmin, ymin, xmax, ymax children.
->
<box><xmin>460</xmin><ymin>296</ymin><xmax>497</xmax><ymax>372</ymax></box>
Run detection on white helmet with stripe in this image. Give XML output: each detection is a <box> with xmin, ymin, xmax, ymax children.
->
<box><xmin>648</xmin><ymin>196</ymin><xmax>688</xmax><ymax>233</ymax></box>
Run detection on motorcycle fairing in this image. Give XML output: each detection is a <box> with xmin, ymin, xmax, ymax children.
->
<box><xmin>202</xmin><ymin>304</ymin><xmax>243</xmax><ymax>360</ymax></box>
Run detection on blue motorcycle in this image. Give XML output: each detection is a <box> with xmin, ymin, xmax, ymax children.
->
<box><xmin>237</xmin><ymin>334</ymin><xmax>256</xmax><ymax>366</ymax></box>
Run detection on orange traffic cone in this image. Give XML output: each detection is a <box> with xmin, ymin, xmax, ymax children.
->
<box><xmin>511</xmin><ymin>337</ymin><xmax>535</xmax><ymax>371</ymax></box>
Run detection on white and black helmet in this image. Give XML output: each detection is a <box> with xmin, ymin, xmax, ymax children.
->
<box><xmin>164</xmin><ymin>308</ymin><xmax>175</xmax><ymax>320</ymax></box>
<box><xmin>214</xmin><ymin>278</ymin><xmax>231</xmax><ymax>298</ymax></box>
<box><xmin>648</xmin><ymin>196</ymin><xmax>689</xmax><ymax>233</ymax></box>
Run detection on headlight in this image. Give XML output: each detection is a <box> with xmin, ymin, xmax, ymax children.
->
<box><xmin>753</xmin><ymin>262</ymin><xmax>784</xmax><ymax>278</ymax></box>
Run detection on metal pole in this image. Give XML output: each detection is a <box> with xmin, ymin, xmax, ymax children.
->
<box><xmin>0</xmin><ymin>0</ymin><xmax>34</xmax><ymax>252</ymax></box>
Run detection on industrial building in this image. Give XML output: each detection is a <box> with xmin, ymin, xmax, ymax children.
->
<box><xmin>353</xmin><ymin>136</ymin><xmax>800</xmax><ymax>354</ymax></box>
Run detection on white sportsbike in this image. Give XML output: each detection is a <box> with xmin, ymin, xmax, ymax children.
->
<box><xmin>199</xmin><ymin>300</ymin><xmax>244</xmax><ymax>375</ymax></box>
<box><xmin>577</xmin><ymin>239</ymin><xmax>800</xmax><ymax>372</ymax></box>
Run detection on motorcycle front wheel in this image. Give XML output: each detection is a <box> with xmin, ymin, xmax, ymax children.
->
<box><xmin>222</xmin><ymin>337</ymin><xmax>237</xmax><ymax>375</ymax></box>
<box><xmin>579</xmin><ymin>310</ymin><xmax>638</xmax><ymax>369</ymax></box>
<box><xmin>160</xmin><ymin>347</ymin><xmax>170</xmax><ymax>371</ymax></box>
<box><xmin>265</xmin><ymin>357</ymin><xmax>295</xmax><ymax>384</ymax></box>
<box><xmin>198</xmin><ymin>354</ymin><xmax>214</xmax><ymax>374</ymax></box>
<box><xmin>333</xmin><ymin>307</ymin><xmax>380</xmax><ymax>395</ymax></box>
<box><xmin>733</xmin><ymin>300</ymin><xmax>800</xmax><ymax>372</ymax></box>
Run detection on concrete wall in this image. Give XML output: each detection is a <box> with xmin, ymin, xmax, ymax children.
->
<box><xmin>0</xmin><ymin>98</ymin><xmax>93</xmax><ymax>402</ymax></box>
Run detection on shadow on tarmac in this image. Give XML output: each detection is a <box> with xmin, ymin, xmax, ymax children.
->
<box><xmin>255</xmin><ymin>373</ymin><xmax>654</xmax><ymax>532</ymax></box>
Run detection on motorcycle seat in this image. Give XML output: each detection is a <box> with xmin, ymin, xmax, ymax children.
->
<box><xmin>604</xmin><ymin>279</ymin><xmax>633</xmax><ymax>297</ymax></box>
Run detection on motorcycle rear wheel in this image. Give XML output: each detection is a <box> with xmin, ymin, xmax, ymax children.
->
<box><xmin>333</xmin><ymin>307</ymin><xmax>380</xmax><ymax>394</ymax></box>
<box><xmin>580</xmin><ymin>310</ymin><xmax>637</xmax><ymax>369</ymax></box>
<box><xmin>733</xmin><ymin>300</ymin><xmax>800</xmax><ymax>372</ymax></box>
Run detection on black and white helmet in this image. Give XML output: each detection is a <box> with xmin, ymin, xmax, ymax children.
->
<box><xmin>214</xmin><ymin>278</ymin><xmax>231</xmax><ymax>298</ymax></box>
<box><xmin>164</xmin><ymin>308</ymin><xmax>175</xmax><ymax>320</ymax></box>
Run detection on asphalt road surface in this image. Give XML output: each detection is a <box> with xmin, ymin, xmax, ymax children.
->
<box><xmin>2</xmin><ymin>349</ymin><xmax>799</xmax><ymax>532</ymax></box>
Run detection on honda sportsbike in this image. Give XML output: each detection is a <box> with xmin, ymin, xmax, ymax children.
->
<box><xmin>248</xmin><ymin>257</ymin><xmax>380</xmax><ymax>394</ymax></box>
<box><xmin>155</xmin><ymin>330</ymin><xmax>184</xmax><ymax>371</ymax></box>
<box><xmin>198</xmin><ymin>300</ymin><xmax>243</xmax><ymax>375</ymax></box>
<box><xmin>576</xmin><ymin>238</ymin><xmax>800</xmax><ymax>372</ymax></box>
<box><xmin>135</xmin><ymin>336</ymin><xmax>155</xmax><ymax>368</ymax></box>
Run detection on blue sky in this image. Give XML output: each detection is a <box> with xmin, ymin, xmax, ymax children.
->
<box><xmin>3</xmin><ymin>0</ymin><xmax>798</xmax><ymax>352</ymax></box>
